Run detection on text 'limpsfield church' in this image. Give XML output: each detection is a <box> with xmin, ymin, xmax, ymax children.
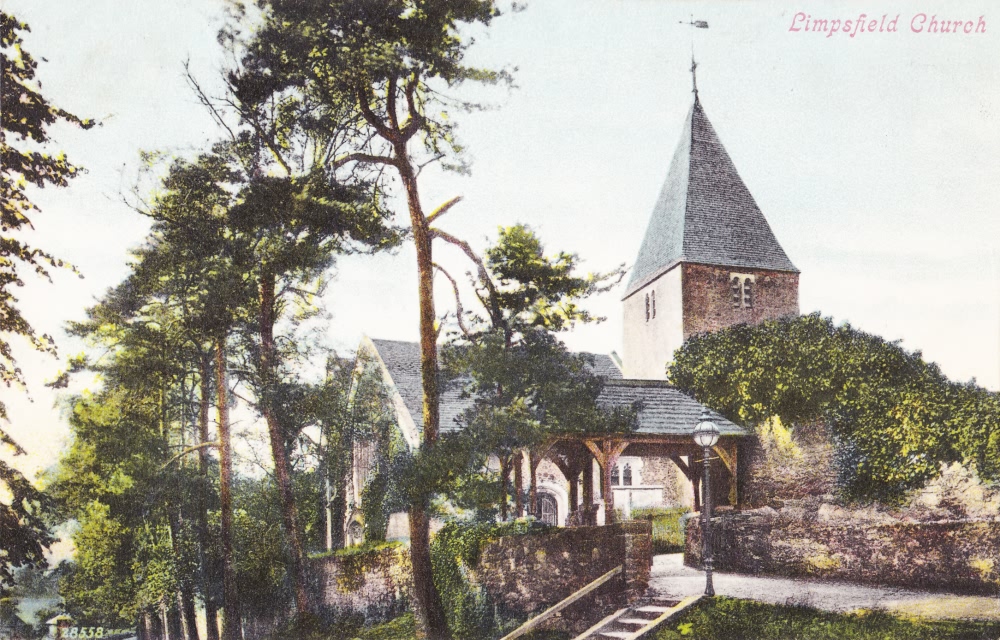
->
<box><xmin>345</xmin><ymin>91</ymin><xmax>800</xmax><ymax>542</ymax></box>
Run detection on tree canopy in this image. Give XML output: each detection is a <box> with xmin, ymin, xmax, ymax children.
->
<box><xmin>668</xmin><ymin>313</ymin><xmax>1000</xmax><ymax>502</ymax></box>
<box><xmin>0</xmin><ymin>10</ymin><xmax>93</xmax><ymax>596</ymax></box>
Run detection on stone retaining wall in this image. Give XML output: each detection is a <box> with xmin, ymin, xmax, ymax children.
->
<box><xmin>309</xmin><ymin>545</ymin><xmax>411</xmax><ymax>623</ymax></box>
<box><xmin>476</xmin><ymin>521</ymin><xmax>651</xmax><ymax>612</ymax></box>
<box><xmin>685</xmin><ymin>511</ymin><xmax>1000</xmax><ymax>594</ymax></box>
<box><xmin>310</xmin><ymin>522</ymin><xmax>653</xmax><ymax>631</ymax></box>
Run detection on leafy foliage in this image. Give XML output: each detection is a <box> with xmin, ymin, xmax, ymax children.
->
<box><xmin>668</xmin><ymin>313</ymin><xmax>1000</xmax><ymax>502</ymax></box>
<box><xmin>0</xmin><ymin>11</ymin><xmax>93</xmax><ymax>417</ymax></box>
<box><xmin>440</xmin><ymin>225</ymin><xmax>634</xmax><ymax>518</ymax></box>
<box><xmin>0</xmin><ymin>11</ymin><xmax>93</xmax><ymax>594</ymax></box>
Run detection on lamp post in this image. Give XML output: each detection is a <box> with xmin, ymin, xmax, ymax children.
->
<box><xmin>693</xmin><ymin>408</ymin><xmax>720</xmax><ymax>597</ymax></box>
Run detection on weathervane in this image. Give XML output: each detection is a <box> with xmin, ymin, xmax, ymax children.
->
<box><xmin>679</xmin><ymin>16</ymin><xmax>709</xmax><ymax>97</ymax></box>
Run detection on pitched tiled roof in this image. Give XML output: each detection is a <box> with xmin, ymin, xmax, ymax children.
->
<box><xmin>625</xmin><ymin>98</ymin><xmax>797</xmax><ymax>298</ymax></box>
<box><xmin>367</xmin><ymin>339</ymin><xmax>745</xmax><ymax>438</ymax></box>
<box><xmin>597</xmin><ymin>379</ymin><xmax>746</xmax><ymax>437</ymax></box>
<box><xmin>369</xmin><ymin>339</ymin><xmax>472</xmax><ymax>434</ymax></box>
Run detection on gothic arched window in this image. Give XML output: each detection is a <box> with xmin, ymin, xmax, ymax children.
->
<box><xmin>651</xmin><ymin>290</ymin><xmax>656</xmax><ymax>318</ymax></box>
<box><xmin>622</xmin><ymin>463</ymin><xmax>633</xmax><ymax>487</ymax></box>
<box><xmin>645</xmin><ymin>294</ymin><xmax>650</xmax><ymax>321</ymax></box>
<box><xmin>611</xmin><ymin>464</ymin><xmax>621</xmax><ymax>486</ymax></box>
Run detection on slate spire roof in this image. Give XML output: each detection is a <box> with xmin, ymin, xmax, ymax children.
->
<box><xmin>624</xmin><ymin>97</ymin><xmax>798</xmax><ymax>298</ymax></box>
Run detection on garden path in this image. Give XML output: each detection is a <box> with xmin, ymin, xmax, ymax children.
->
<box><xmin>648</xmin><ymin>554</ymin><xmax>1000</xmax><ymax>621</ymax></box>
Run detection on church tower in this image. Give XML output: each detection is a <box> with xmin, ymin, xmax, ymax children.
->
<box><xmin>622</xmin><ymin>96</ymin><xmax>799</xmax><ymax>379</ymax></box>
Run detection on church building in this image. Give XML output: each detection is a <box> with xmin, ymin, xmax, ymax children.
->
<box><xmin>346</xmin><ymin>91</ymin><xmax>798</xmax><ymax>538</ymax></box>
<box><xmin>622</xmin><ymin>96</ymin><xmax>799</xmax><ymax>379</ymax></box>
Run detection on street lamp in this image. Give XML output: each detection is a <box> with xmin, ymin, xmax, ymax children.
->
<box><xmin>693</xmin><ymin>408</ymin><xmax>720</xmax><ymax>597</ymax></box>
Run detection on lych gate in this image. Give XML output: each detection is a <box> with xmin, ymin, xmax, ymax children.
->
<box><xmin>503</xmin><ymin>379</ymin><xmax>747</xmax><ymax>526</ymax></box>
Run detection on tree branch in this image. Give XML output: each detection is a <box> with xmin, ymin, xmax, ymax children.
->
<box><xmin>386</xmin><ymin>75</ymin><xmax>399</xmax><ymax>132</ymax></box>
<box><xmin>357</xmin><ymin>85</ymin><xmax>396</xmax><ymax>142</ymax></box>
<box><xmin>160</xmin><ymin>441</ymin><xmax>221</xmax><ymax>470</ymax></box>
<box><xmin>333</xmin><ymin>151</ymin><xmax>398</xmax><ymax>170</ymax></box>
<box><xmin>399</xmin><ymin>75</ymin><xmax>423</xmax><ymax>141</ymax></box>
<box><xmin>429</xmin><ymin>227</ymin><xmax>503</xmax><ymax>328</ymax></box>
<box><xmin>434</xmin><ymin>263</ymin><xmax>472</xmax><ymax>338</ymax></box>
<box><xmin>426</xmin><ymin>196</ymin><xmax>463</xmax><ymax>225</ymax></box>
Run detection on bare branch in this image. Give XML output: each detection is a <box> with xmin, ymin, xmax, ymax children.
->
<box><xmin>185</xmin><ymin>61</ymin><xmax>238</xmax><ymax>147</ymax></box>
<box><xmin>357</xmin><ymin>85</ymin><xmax>396</xmax><ymax>142</ymax></box>
<box><xmin>333</xmin><ymin>151</ymin><xmax>398</xmax><ymax>170</ymax></box>
<box><xmin>399</xmin><ymin>74</ymin><xmax>423</xmax><ymax>141</ymax></box>
<box><xmin>386</xmin><ymin>75</ymin><xmax>399</xmax><ymax>132</ymax></box>
<box><xmin>434</xmin><ymin>263</ymin><xmax>472</xmax><ymax>338</ymax></box>
<box><xmin>429</xmin><ymin>227</ymin><xmax>502</xmax><ymax>327</ymax></box>
<box><xmin>426</xmin><ymin>196</ymin><xmax>463</xmax><ymax>225</ymax></box>
<box><xmin>160</xmin><ymin>441</ymin><xmax>220</xmax><ymax>470</ymax></box>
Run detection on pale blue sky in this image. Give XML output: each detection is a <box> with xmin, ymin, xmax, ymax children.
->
<box><xmin>4</xmin><ymin>0</ymin><xmax>999</xmax><ymax>477</ymax></box>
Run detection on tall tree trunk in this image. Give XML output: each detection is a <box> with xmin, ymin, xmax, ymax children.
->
<box><xmin>180</xmin><ymin>587</ymin><xmax>199</xmax><ymax>640</ymax></box>
<box><xmin>167</xmin><ymin>513</ymin><xmax>201</xmax><ymax>640</ymax></box>
<box><xmin>514</xmin><ymin>452</ymin><xmax>524</xmax><ymax>518</ymax></box>
<box><xmin>258</xmin><ymin>267</ymin><xmax>310</xmax><ymax>616</ymax></box>
<box><xmin>397</xmin><ymin>153</ymin><xmax>450</xmax><ymax>639</ymax></box>
<box><xmin>166</xmin><ymin>598</ymin><xmax>183</xmax><ymax>640</ymax></box>
<box><xmin>148</xmin><ymin>608</ymin><xmax>165</xmax><ymax>640</ymax></box>
<box><xmin>215</xmin><ymin>341</ymin><xmax>242</xmax><ymax>640</ymax></box>
<box><xmin>198</xmin><ymin>354</ymin><xmax>221</xmax><ymax>640</ymax></box>
<box><xmin>528</xmin><ymin>455</ymin><xmax>538</xmax><ymax>517</ymax></box>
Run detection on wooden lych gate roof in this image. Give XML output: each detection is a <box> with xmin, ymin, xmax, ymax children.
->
<box><xmin>362</xmin><ymin>337</ymin><xmax>748</xmax><ymax>441</ymax></box>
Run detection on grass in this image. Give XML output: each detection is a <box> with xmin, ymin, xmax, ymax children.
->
<box><xmin>652</xmin><ymin>597</ymin><xmax>1000</xmax><ymax>640</ymax></box>
<box><xmin>633</xmin><ymin>506</ymin><xmax>689</xmax><ymax>554</ymax></box>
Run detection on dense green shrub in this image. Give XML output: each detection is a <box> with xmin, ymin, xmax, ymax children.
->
<box><xmin>633</xmin><ymin>507</ymin><xmax>690</xmax><ymax>554</ymax></box>
<box><xmin>668</xmin><ymin>313</ymin><xmax>1000</xmax><ymax>502</ymax></box>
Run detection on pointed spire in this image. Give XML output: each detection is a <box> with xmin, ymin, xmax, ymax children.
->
<box><xmin>624</xmin><ymin>99</ymin><xmax>797</xmax><ymax>298</ymax></box>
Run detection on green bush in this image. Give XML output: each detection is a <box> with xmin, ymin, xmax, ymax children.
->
<box><xmin>633</xmin><ymin>507</ymin><xmax>690</xmax><ymax>554</ymax></box>
<box><xmin>668</xmin><ymin>313</ymin><xmax>1000</xmax><ymax>503</ymax></box>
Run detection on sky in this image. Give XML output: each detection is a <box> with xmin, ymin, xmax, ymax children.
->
<box><xmin>3</xmin><ymin>0</ymin><xmax>999</xmax><ymax>480</ymax></box>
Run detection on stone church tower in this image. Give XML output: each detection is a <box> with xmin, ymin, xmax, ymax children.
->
<box><xmin>622</xmin><ymin>97</ymin><xmax>799</xmax><ymax>379</ymax></box>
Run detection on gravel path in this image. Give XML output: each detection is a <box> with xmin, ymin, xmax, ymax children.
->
<box><xmin>648</xmin><ymin>554</ymin><xmax>1000</xmax><ymax>621</ymax></box>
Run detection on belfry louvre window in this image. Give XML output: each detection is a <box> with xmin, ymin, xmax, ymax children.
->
<box><xmin>730</xmin><ymin>273</ymin><xmax>756</xmax><ymax>309</ymax></box>
<box><xmin>730</xmin><ymin>277</ymin><xmax>742</xmax><ymax>307</ymax></box>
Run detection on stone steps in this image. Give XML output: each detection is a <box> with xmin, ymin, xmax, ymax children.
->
<box><xmin>573</xmin><ymin>594</ymin><xmax>702</xmax><ymax>640</ymax></box>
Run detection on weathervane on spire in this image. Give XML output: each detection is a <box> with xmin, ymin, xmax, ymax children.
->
<box><xmin>679</xmin><ymin>16</ymin><xmax>709</xmax><ymax>98</ymax></box>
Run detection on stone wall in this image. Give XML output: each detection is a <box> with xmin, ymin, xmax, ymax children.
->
<box><xmin>685</xmin><ymin>510</ymin><xmax>1000</xmax><ymax>595</ymax></box>
<box><xmin>682</xmin><ymin>263</ymin><xmax>798</xmax><ymax>339</ymax></box>
<box><xmin>311</xmin><ymin>523</ymin><xmax>653</xmax><ymax>631</ymax></box>
<box><xmin>475</xmin><ymin>521</ymin><xmax>652</xmax><ymax>632</ymax></box>
<box><xmin>309</xmin><ymin>545</ymin><xmax>412</xmax><ymax>623</ymax></box>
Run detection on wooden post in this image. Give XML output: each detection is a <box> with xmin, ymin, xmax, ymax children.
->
<box><xmin>499</xmin><ymin>455</ymin><xmax>510</xmax><ymax>521</ymax></box>
<box><xmin>568</xmin><ymin>467</ymin><xmax>579</xmax><ymax>517</ymax></box>
<box><xmin>528</xmin><ymin>441</ymin><xmax>554</xmax><ymax>518</ymax></box>
<box><xmin>583</xmin><ymin>439</ymin><xmax>629</xmax><ymax>525</ymax></box>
